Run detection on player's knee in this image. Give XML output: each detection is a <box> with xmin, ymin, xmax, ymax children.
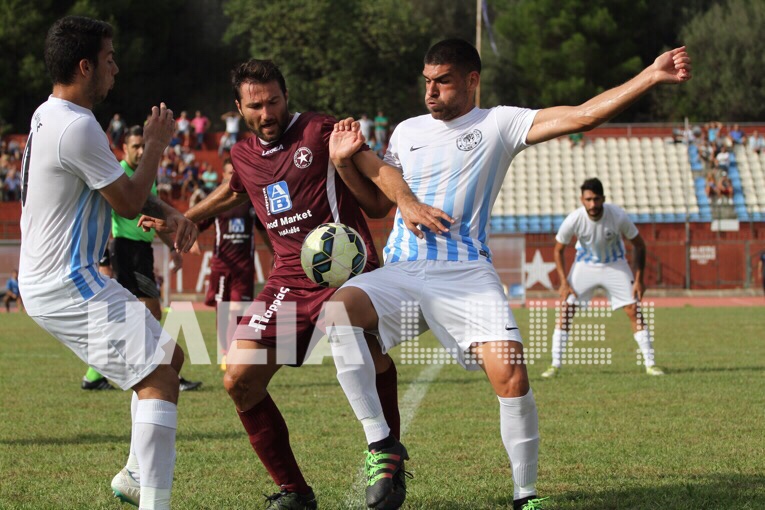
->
<box><xmin>224</xmin><ymin>369</ymin><xmax>267</xmax><ymax>407</ymax></box>
<box><xmin>491</xmin><ymin>363</ymin><xmax>530</xmax><ymax>398</ymax></box>
<box><xmin>328</xmin><ymin>287</ymin><xmax>377</xmax><ymax>330</ymax></box>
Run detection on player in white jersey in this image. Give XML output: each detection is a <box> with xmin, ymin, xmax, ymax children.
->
<box><xmin>325</xmin><ymin>39</ymin><xmax>690</xmax><ymax>510</ymax></box>
<box><xmin>541</xmin><ymin>178</ymin><xmax>664</xmax><ymax>378</ymax></box>
<box><xmin>18</xmin><ymin>16</ymin><xmax>197</xmax><ymax>510</ymax></box>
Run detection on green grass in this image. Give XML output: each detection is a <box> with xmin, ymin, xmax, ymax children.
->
<box><xmin>1</xmin><ymin>307</ymin><xmax>763</xmax><ymax>509</ymax></box>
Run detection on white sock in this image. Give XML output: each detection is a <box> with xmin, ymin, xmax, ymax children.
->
<box><xmin>327</xmin><ymin>325</ymin><xmax>389</xmax><ymax>444</ymax></box>
<box><xmin>498</xmin><ymin>390</ymin><xmax>539</xmax><ymax>500</ymax></box>
<box><xmin>634</xmin><ymin>329</ymin><xmax>655</xmax><ymax>367</ymax></box>
<box><xmin>134</xmin><ymin>399</ymin><xmax>177</xmax><ymax>510</ymax></box>
<box><xmin>126</xmin><ymin>392</ymin><xmax>140</xmax><ymax>482</ymax></box>
<box><xmin>551</xmin><ymin>329</ymin><xmax>569</xmax><ymax>368</ymax></box>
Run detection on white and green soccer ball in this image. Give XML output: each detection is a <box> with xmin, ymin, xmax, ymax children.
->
<box><xmin>300</xmin><ymin>222</ymin><xmax>367</xmax><ymax>288</ymax></box>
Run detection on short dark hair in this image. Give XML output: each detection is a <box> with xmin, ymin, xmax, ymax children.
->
<box><xmin>581</xmin><ymin>178</ymin><xmax>604</xmax><ymax>196</ymax></box>
<box><xmin>231</xmin><ymin>59</ymin><xmax>287</xmax><ymax>101</ymax></box>
<box><xmin>125</xmin><ymin>125</ymin><xmax>143</xmax><ymax>139</ymax></box>
<box><xmin>44</xmin><ymin>16</ymin><xmax>113</xmax><ymax>85</ymax></box>
<box><xmin>424</xmin><ymin>39</ymin><xmax>481</xmax><ymax>75</ymax></box>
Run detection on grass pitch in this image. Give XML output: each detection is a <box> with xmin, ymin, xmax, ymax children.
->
<box><xmin>0</xmin><ymin>306</ymin><xmax>763</xmax><ymax>509</ymax></box>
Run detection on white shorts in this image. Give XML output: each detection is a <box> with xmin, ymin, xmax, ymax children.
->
<box><xmin>344</xmin><ymin>259</ymin><xmax>523</xmax><ymax>370</ymax></box>
<box><xmin>30</xmin><ymin>278</ymin><xmax>174</xmax><ymax>390</ymax></box>
<box><xmin>566</xmin><ymin>259</ymin><xmax>636</xmax><ymax>310</ymax></box>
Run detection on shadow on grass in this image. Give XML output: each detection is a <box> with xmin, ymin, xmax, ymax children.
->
<box><xmin>405</xmin><ymin>474</ymin><xmax>765</xmax><ymax>509</ymax></box>
<box><xmin>546</xmin><ymin>474</ymin><xmax>765</xmax><ymax>510</ymax></box>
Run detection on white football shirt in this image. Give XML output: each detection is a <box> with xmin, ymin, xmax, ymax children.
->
<box><xmin>556</xmin><ymin>203</ymin><xmax>639</xmax><ymax>265</ymax></box>
<box><xmin>383</xmin><ymin>106</ymin><xmax>537</xmax><ymax>263</ymax></box>
<box><xmin>19</xmin><ymin>96</ymin><xmax>123</xmax><ymax>315</ymax></box>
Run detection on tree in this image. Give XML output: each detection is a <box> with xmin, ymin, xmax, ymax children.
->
<box><xmin>223</xmin><ymin>0</ymin><xmax>431</xmax><ymax>122</ymax></box>
<box><xmin>481</xmin><ymin>0</ymin><xmax>718</xmax><ymax>121</ymax></box>
<box><xmin>653</xmin><ymin>0</ymin><xmax>765</xmax><ymax>121</ymax></box>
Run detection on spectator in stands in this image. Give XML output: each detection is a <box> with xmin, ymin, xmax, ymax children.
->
<box><xmin>359</xmin><ymin>113</ymin><xmax>374</xmax><ymax>146</ymax></box>
<box><xmin>105</xmin><ymin>113</ymin><xmax>127</xmax><ymax>149</ymax></box>
<box><xmin>3</xmin><ymin>269</ymin><xmax>23</xmax><ymax>312</ymax></box>
<box><xmin>176</xmin><ymin>110</ymin><xmax>191</xmax><ymax>147</ymax></box>
<box><xmin>705</xmin><ymin>171</ymin><xmax>719</xmax><ymax>201</ymax></box>
<box><xmin>748</xmin><ymin>130</ymin><xmax>764</xmax><ymax>154</ymax></box>
<box><xmin>0</xmin><ymin>154</ymin><xmax>11</xmax><ymax>184</ymax></box>
<box><xmin>715</xmin><ymin>145</ymin><xmax>730</xmax><ymax>171</ymax></box>
<box><xmin>3</xmin><ymin>168</ymin><xmax>20</xmax><ymax>201</ymax></box>
<box><xmin>718</xmin><ymin>172</ymin><xmax>733</xmax><ymax>203</ymax></box>
<box><xmin>180</xmin><ymin>160</ymin><xmax>200</xmax><ymax>201</ymax></box>
<box><xmin>191</xmin><ymin>110</ymin><xmax>211</xmax><ymax>150</ymax></box>
<box><xmin>6</xmin><ymin>138</ymin><xmax>22</xmax><ymax>160</ymax></box>
<box><xmin>157</xmin><ymin>159</ymin><xmax>175</xmax><ymax>202</ymax></box>
<box><xmin>374</xmin><ymin>110</ymin><xmax>389</xmax><ymax>144</ymax></box>
<box><xmin>219</xmin><ymin>111</ymin><xmax>241</xmax><ymax>156</ymax></box>
<box><xmin>180</xmin><ymin>144</ymin><xmax>196</xmax><ymax>166</ymax></box>
<box><xmin>706</xmin><ymin>122</ymin><xmax>716</xmax><ymax>144</ymax></box>
<box><xmin>568</xmin><ymin>132</ymin><xmax>585</xmax><ymax>147</ymax></box>
<box><xmin>200</xmin><ymin>162</ymin><xmax>218</xmax><ymax>193</ymax></box>
<box><xmin>729</xmin><ymin>124</ymin><xmax>745</xmax><ymax>145</ymax></box>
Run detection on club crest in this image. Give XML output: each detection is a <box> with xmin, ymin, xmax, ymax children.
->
<box><xmin>456</xmin><ymin>129</ymin><xmax>482</xmax><ymax>151</ymax></box>
<box><xmin>293</xmin><ymin>147</ymin><xmax>313</xmax><ymax>168</ymax></box>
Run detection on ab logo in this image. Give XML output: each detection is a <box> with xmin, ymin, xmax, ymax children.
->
<box><xmin>229</xmin><ymin>218</ymin><xmax>245</xmax><ymax>233</ymax></box>
<box><xmin>267</xmin><ymin>181</ymin><xmax>293</xmax><ymax>214</ymax></box>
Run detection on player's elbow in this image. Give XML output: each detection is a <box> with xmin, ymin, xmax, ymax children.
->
<box><xmin>110</xmin><ymin>198</ymin><xmax>141</xmax><ymax>219</ymax></box>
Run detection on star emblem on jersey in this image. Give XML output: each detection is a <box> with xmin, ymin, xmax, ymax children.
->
<box><xmin>456</xmin><ymin>129</ymin><xmax>482</xmax><ymax>151</ymax></box>
<box><xmin>524</xmin><ymin>249</ymin><xmax>556</xmax><ymax>290</ymax></box>
<box><xmin>293</xmin><ymin>147</ymin><xmax>313</xmax><ymax>169</ymax></box>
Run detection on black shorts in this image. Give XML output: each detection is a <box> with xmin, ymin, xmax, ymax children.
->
<box><xmin>110</xmin><ymin>238</ymin><xmax>160</xmax><ymax>299</ymax></box>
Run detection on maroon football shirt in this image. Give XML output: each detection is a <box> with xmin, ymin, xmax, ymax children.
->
<box><xmin>229</xmin><ymin>112</ymin><xmax>379</xmax><ymax>284</ymax></box>
<box><xmin>198</xmin><ymin>202</ymin><xmax>258</xmax><ymax>273</ymax></box>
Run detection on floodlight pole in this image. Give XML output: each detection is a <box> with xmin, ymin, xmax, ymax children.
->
<box><xmin>475</xmin><ymin>0</ymin><xmax>481</xmax><ymax>107</ymax></box>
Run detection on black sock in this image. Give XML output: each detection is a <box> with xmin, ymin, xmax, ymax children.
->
<box><xmin>368</xmin><ymin>434</ymin><xmax>396</xmax><ymax>451</ymax></box>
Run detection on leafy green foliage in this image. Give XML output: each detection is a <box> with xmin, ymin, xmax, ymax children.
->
<box><xmin>653</xmin><ymin>0</ymin><xmax>765</xmax><ymax>121</ymax></box>
<box><xmin>224</xmin><ymin>0</ymin><xmax>431</xmax><ymax>120</ymax></box>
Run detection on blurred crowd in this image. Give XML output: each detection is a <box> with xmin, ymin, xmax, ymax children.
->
<box><xmin>679</xmin><ymin>122</ymin><xmax>765</xmax><ymax>204</ymax></box>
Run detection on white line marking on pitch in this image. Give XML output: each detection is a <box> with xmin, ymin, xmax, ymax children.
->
<box><xmin>343</xmin><ymin>363</ymin><xmax>444</xmax><ymax>509</ymax></box>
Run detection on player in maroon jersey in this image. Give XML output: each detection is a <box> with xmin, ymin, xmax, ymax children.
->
<box><xmin>197</xmin><ymin>159</ymin><xmax>273</xmax><ymax>368</ymax></box>
<box><xmin>138</xmin><ymin>59</ymin><xmax>446</xmax><ymax>509</ymax></box>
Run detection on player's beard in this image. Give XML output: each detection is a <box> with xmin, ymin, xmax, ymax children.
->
<box><xmin>256</xmin><ymin>109</ymin><xmax>290</xmax><ymax>142</ymax></box>
<box><xmin>427</xmin><ymin>96</ymin><xmax>469</xmax><ymax>121</ymax></box>
<box><xmin>587</xmin><ymin>206</ymin><xmax>604</xmax><ymax>219</ymax></box>
<box><xmin>88</xmin><ymin>72</ymin><xmax>110</xmax><ymax>105</ymax></box>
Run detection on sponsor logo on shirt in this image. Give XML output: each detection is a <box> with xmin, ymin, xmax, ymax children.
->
<box><xmin>604</xmin><ymin>228</ymin><xmax>615</xmax><ymax>240</ymax></box>
<box><xmin>456</xmin><ymin>129</ymin><xmax>482</xmax><ymax>151</ymax></box>
<box><xmin>229</xmin><ymin>218</ymin><xmax>245</xmax><ymax>233</ymax></box>
<box><xmin>266</xmin><ymin>181</ymin><xmax>293</xmax><ymax>214</ymax></box>
<box><xmin>293</xmin><ymin>147</ymin><xmax>313</xmax><ymax>168</ymax></box>
<box><xmin>262</xmin><ymin>144</ymin><xmax>284</xmax><ymax>156</ymax></box>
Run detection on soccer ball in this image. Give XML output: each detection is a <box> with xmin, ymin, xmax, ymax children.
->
<box><xmin>300</xmin><ymin>223</ymin><xmax>367</xmax><ymax>288</ymax></box>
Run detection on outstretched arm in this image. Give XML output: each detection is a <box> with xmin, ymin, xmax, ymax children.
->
<box><xmin>185</xmin><ymin>178</ymin><xmax>249</xmax><ymax>223</ymax></box>
<box><xmin>527</xmin><ymin>47</ymin><xmax>692</xmax><ymax>145</ymax></box>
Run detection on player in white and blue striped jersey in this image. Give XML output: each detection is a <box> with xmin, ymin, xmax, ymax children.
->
<box><xmin>326</xmin><ymin>39</ymin><xmax>691</xmax><ymax>510</ymax></box>
<box><xmin>18</xmin><ymin>16</ymin><xmax>197</xmax><ymax>509</ymax></box>
<box><xmin>542</xmin><ymin>178</ymin><xmax>664</xmax><ymax>379</ymax></box>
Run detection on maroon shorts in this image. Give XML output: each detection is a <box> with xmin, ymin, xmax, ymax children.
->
<box><xmin>205</xmin><ymin>267</ymin><xmax>255</xmax><ymax>307</ymax></box>
<box><xmin>234</xmin><ymin>280</ymin><xmax>336</xmax><ymax>366</ymax></box>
